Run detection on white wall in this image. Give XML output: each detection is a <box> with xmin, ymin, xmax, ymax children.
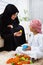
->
<box><xmin>29</xmin><ymin>0</ymin><xmax>43</xmax><ymax>22</ymax></box>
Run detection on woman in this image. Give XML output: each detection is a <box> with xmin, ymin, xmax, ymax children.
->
<box><xmin>0</xmin><ymin>4</ymin><xmax>26</xmax><ymax>51</ymax></box>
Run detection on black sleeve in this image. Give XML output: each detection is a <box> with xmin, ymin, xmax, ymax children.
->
<box><xmin>0</xmin><ymin>21</ymin><xmax>1</xmax><ymax>35</ymax></box>
<box><xmin>0</xmin><ymin>15</ymin><xmax>2</xmax><ymax>35</ymax></box>
<box><xmin>1</xmin><ymin>25</ymin><xmax>14</xmax><ymax>39</ymax></box>
<box><xmin>21</xmin><ymin>26</ymin><xmax>26</xmax><ymax>43</ymax></box>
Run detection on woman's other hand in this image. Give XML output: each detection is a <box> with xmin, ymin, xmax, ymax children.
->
<box><xmin>7</xmin><ymin>25</ymin><xmax>13</xmax><ymax>28</ymax></box>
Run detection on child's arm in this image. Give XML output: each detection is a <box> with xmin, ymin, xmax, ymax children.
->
<box><xmin>38</xmin><ymin>35</ymin><xmax>43</xmax><ymax>52</ymax></box>
<box><xmin>29</xmin><ymin>35</ymin><xmax>43</xmax><ymax>52</ymax></box>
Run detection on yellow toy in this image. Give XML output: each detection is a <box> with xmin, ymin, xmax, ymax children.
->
<box><xmin>19</xmin><ymin>30</ymin><xmax>22</xmax><ymax>33</ymax></box>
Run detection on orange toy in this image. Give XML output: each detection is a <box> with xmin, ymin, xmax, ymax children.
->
<box><xmin>22</xmin><ymin>54</ymin><xmax>30</xmax><ymax>60</ymax></box>
<box><xmin>6</xmin><ymin>57</ymin><xmax>19</xmax><ymax>64</ymax></box>
<box><xmin>6</xmin><ymin>54</ymin><xmax>31</xmax><ymax>65</ymax></box>
<box><xmin>17</xmin><ymin>61</ymin><xmax>30</xmax><ymax>65</ymax></box>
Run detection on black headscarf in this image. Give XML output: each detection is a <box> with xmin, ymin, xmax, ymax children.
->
<box><xmin>1</xmin><ymin>4</ymin><xmax>19</xmax><ymax>26</ymax></box>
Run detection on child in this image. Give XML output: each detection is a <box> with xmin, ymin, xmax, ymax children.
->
<box><xmin>16</xmin><ymin>19</ymin><xmax>43</xmax><ymax>60</ymax></box>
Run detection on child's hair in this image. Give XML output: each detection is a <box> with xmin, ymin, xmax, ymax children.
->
<box><xmin>30</xmin><ymin>19</ymin><xmax>42</xmax><ymax>33</ymax></box>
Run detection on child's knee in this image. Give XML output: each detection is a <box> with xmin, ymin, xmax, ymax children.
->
<box><xmin>16</xmin><ymin>46</ymin><xmax>21</xmax><ymax>51</ymax></box>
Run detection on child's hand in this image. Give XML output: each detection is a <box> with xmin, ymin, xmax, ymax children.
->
<box><xmin>25</xmin><ymin>46</ymin><xmax>31</xmax><ymax>50</ymax></box>
<box><xmin>14</xmin><ymin>31</ymin><xmax>22</xmax><ymax>37</ymax></box>
<box><xmin>7</xmin><ymin>25</ymin><xmax>13</xmax><ymax>28</ymax></box>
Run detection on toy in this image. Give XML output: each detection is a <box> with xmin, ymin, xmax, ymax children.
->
<box><xmin>19</xmin><ymin>30</ymin><xmax>22</xmax><ymax>33</ymax></box>
<box><xmin>22</xmin><ymin>45</ymin><xmax>28</xmax><ymax>50</ymax></box>
<box><xmin>6</xmin><ymin>54</ymin><xmax>32</xmax><ymax>65</ymax></box>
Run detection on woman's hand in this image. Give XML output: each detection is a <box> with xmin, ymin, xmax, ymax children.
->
<box><xmin>14</xmin><ymin>31</ymin><xmax>22</xmax><ymax>37</ymax></box>
<box><xmin>7</xmin><ymin>25</ymin><xmax>13</xmax><ymax>28</ymax></box>
<box><xmin>25</xmin><ymin>46</ymin><xmax>31</xmax><ymax>51</ymax></box>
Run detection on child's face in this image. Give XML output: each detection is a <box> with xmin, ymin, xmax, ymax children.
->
<box><xmin>11</xmin><ymin>13</ymin><xmax>18</xmax><ymax>20</ymax></box>
<box><xmin>30</xmin><ymin>26</ymin><xmax>35</xmax><ymax>32</ymax></box>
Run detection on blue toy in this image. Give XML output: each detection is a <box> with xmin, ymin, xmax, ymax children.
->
<box><xmin>22</xmin><ymin>45</ymin><xmax>28</xmax><ymax>50</ymax></box>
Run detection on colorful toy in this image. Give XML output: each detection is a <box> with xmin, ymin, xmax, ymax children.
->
<box><xmin>6</xmin><ymin>54</ymin><xmax>33</xmax><ymax>65</ymax></box>
<box><xmin>22</xmin><ymin>45</ymin><xmax>28</xmax><ymax>50</ymax></box>
<box><xmin>19</xmin><ymin>30</ymin><xmax>22</xmax><ymax>33</ymax></box>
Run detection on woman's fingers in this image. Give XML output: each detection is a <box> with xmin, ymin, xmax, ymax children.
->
<box><xmin>7</xmin><ymin>25</ymin><xmax>13</xmax><ymax>28</ymax></box>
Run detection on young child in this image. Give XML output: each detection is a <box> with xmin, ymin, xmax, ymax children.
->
<box><xmin>16</xmin><ymin>19</ymin><xmax>43</xmax><ymax>60</ymax></box>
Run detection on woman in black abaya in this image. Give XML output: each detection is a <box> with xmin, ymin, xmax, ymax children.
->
<box><xmin>0</xmin><ymin>4</ymin><xmax>26</xmax><ymax>51</ymax></box>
